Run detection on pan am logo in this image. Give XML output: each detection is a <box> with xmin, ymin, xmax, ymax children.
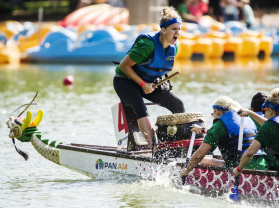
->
<box><xmin>95</xmin><ymin>159</ymin><xmax>127</xmax><ymax>170</ymax></box>
<box><xmin>96</xmin><ymin>159</ymin><xmax>105</xmax><ymax>169</ymax></box>
<box><xmin>118</xmin><ymin>135</ymin><xmax>128</xmax><ymax>145</ymax></box>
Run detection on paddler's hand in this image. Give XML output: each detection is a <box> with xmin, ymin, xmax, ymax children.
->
<box><xmin>237</xmin><ymin>108</ymin><xmax>251</xmax><ymax>117</ymax></box>
<box><xmin>191</xmin><ymin>124</ymin><xmax>202</xmax><ymax>134</ymax></box>
<box><xmin>142</xmin><ymin>82</ymin><xmax>155</xmax><ymax>94</ymax></box>
<box><xmin>180</xmin><ymin>168</ymin><xmax>188</xmax><ymax>178</ymax></box>
<box><xmin>233</xmin><ymin>167</ymin><xmax>241</xmax><ymax>177</ymax></box>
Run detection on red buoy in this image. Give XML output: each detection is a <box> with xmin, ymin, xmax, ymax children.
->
<box><xmin>63</xmin><ymin>75</ymin><xmax>74</xmax><ymax>85</ymax></box>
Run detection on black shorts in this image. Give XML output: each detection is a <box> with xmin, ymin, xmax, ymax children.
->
<box><xmin>113</xmin><ymin>77</ymin><xmax>185</xmax><ymax>119</ymax></box>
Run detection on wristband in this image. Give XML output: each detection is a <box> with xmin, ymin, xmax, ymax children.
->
<box><xmin>202</xmin><ymin>127</ymin><xmax>207</xmax><ymax>134</ymax></box>
<box><xmin>139</xmin><ymin>81</ymin><xmax>145</xmax><ymax>87</ymax></box>
<box><xmin>236</xmin><ymin>166</ymin><xmax>242</xmax><ymax>173</ymax></box>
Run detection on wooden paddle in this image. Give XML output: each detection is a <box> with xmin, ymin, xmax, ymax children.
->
<box><xmin>153</xmin><ymin>71</ymin><xmax>180</xmax><ymax>88</ymax></box>
<box><xmin>182</xmin><ymin>131</ymin><xmax>196</xmax><ymax>185</ymax></box>
<box><xmin>229</xmin><ymin>116</ymin><xmax>244</xmax><ymax>202</ymax></box>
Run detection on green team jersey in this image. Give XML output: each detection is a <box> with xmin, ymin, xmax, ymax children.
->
<box><xmin>115</xmin><ymin>37</ymin><xmax>178</xmax><ymax>77</ymax></box>
<box><xmin>177</xmin><ymin>3</ymin><xmax>190</xmax><ymax>16</ymax></box>
<box><xmin>203</xmin><ymin>119</ymin><xmax>268</xmax><ymax>170</ymax></box>
<box><xmin>255</xmin><ymin>120</ymin><xmax>279</xmax><ymax>169</ymax></box>
<box><xmin>250</xmin><ymin>115</ymin><xmax>261</xmax><ymax>130</ymax></box>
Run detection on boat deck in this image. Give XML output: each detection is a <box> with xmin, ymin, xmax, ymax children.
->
<box><xmin>58</xmin><ymin>143</ymin><xmax>164</xmax><ymax>163</ymax></box>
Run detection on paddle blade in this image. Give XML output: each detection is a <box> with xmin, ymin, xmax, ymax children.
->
<box><xmin>181</xmin><ymin>176</ymin><xmax>186</xmax><ymax>185</ymax></box>
<box><xmin>181</xmin><ymin>132</ymin><xmax>195</xmax><ymax>185</ymax></box>
<box><xmin>229</xmin><ymin>186</ymin><xmax>240</xmax><ymax>202</ymax></box>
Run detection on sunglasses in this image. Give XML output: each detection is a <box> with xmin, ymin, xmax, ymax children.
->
<box><xmin>262</xmin><ymin>107</ymin><xmax>275</xmax><ymax>114</ymax></box>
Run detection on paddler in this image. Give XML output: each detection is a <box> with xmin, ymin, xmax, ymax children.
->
<box><xmin>180</xmin><ymin>96</ymin><xmax>268</xmax><ymax>178</ymax></box>
<box><xmin>248</xmin><ymin>92</ymin><xmax>278</xmax><ymax>170</ymax></box>
<box><xmin>113</xmin><ymin>7</ymin><xmax>185</xmax><ymax>153</ymax></box>
<box><xmin>249</xmin><ymin>92</ymin><xmax>268</xmax><ymax>129</ymax></box>
<box><xmin>234</xmin><ymin>88</ymin><xmax>279</xmax><ymax>177</ymax></box>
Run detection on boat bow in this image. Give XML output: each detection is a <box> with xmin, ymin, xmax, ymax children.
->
<box><xmin>31</xmin><ymin>134</ymin><xmax>61</xmax><ymax>165</ymax></box>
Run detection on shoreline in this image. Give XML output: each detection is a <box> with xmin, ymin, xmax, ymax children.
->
<box><xmin>0</xmin><ymin>8</ymin><xmax>279</xmax><ymax>28</ymax></box>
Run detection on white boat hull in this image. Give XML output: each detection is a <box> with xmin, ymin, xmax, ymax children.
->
<box><xmin>58</xmin><ymin>144</ymin><xmax>181</xmax><ymax>179</ymax></box>
<box><xmin>31</xmin><ymin>134</ymin><xmax>279</xmax><ymax>201</ymax></box>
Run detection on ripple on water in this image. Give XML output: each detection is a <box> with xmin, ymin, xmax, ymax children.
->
<box><xmin>0</xmin><ymin>62</ymin><xmax>279</xmax><ymax>208</ymax></box>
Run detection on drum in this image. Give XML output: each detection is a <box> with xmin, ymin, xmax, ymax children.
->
<box><xmin>156</xmin><ymin>112</ymin><xmax>205</xmax><ymax>142</ymax></box>
<box><xmin>155</xmin><ymin>112</ymin><xmax>206</xmax><ymax>158</ymax></box>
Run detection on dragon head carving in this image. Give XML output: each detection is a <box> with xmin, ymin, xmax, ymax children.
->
<box><xmin>6</xmin><ymin>116</ymin><xmax>24</xmax><ymax>138</ymax></box>
<box><xmin>6</xmin><ymin>109</ymin><xmax>43</xmax><ymax>142</ymax></box>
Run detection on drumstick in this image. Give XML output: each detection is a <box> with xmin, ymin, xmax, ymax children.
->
<box><xmin>153</xmin><ymin>71</ymin><xmax>180</xmax><ymax>88</ymax></box>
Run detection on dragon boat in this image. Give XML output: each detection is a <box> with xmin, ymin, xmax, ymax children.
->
<box><xmin>6</xmin><ymin>100</ymin><xmax>279</xmax><ymax>202</ymax></box>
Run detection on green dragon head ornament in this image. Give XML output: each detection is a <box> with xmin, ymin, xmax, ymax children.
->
<box><xmin>7</xmin><ymin>91</ymin><xmax>61</xmax><ymax>163</ymax></box>
<box><xmin>7</xmin><ymin>109</ymin><xmax>43</xmax><ymax>142</ymax></box>
<box><xmin>6</xmin><ymin>109</ymin><xmax>61</xmax><ymax>160</ymax></box>
<box><xmin>7</xmin><ymin>108</ymin><xmax>60</xmax><ymax>145</ymax></box>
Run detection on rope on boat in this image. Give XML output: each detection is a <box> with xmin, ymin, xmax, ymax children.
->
<box><xmin>31</xmin><ymin>134</ymin><xmax>61</xmax><ymax>165</ymax></box>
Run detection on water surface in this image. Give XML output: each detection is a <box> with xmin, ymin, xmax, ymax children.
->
<box><xmin>1</xmin><ymin>57</ymin><xmax>279</xmax><ymax>208</ymax></box>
